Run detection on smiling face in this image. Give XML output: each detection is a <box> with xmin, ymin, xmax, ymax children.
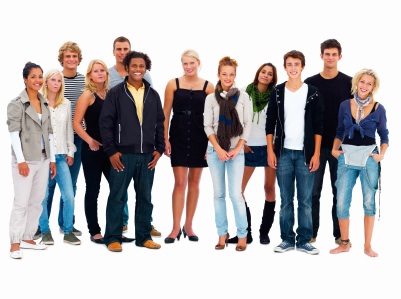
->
<box><xmin>24</xmin><ymin>67</ymin><xmax>43</xmax><ymax>92</ymax></box>
<box><xmin>258</xmin><ymin>65</ymin><xmax>274</xmax><ymax>87</ymax></box>
<box><xmin>89</xmin><ymin>63</ymin><xmax>108</xmax><ymax>84</ymax></box>
<box><xmin>357</xmin><ymin>74</ymin><xmax>375</xmax><ymax>100</ymax></box>
<box><xmin>62</xmin><ymin>50</ymin><xmax>80</xmax><ymax>71</ymax></box>
<box><xmin>284</xmin><ymin>57</ymin><xmax>304</xmax><ymax>79</ymax></box>
<box><xmin>218</xmin><ymin>65</ymin><xmax>236</xmax><ymax>91</ymax></box>
<box><xmin>46</xmin><ymin>73</ymin><xmax>63</xmax><ymax>94</ymax></box>
<box><xmin>113</xmin><ymin>41</ymin><xmax>131</xmax><ymax>64</ymax></box>
<box><xmin>182</xmin><ymin>56</ymin><xmax>200</xmax><ymax>77</ymax></box>
<box><xmin>127</xmin><ymin>57</ymin><xmax>146</xmax><ymax>85</ymax></box>
<box><xmin>321</xmin><ymin>48</ymin><xmax>341</xmax><ymax>70</ymax></box>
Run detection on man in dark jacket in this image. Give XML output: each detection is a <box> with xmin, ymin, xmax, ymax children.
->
<box><xmin>99</xmin><ymin>51</ymin><xmax>165</xmax><ymax>252</ymax></box>
<box><xmin>266</xmin><ymin>50</ymin><xmax>324</xmax><ymax>255</ymax></box>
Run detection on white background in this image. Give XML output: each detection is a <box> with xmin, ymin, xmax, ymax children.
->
<box><xmin>1</xmin><ymin>1</ymin><xmax>399</xmax><ymax>298</ymax></box>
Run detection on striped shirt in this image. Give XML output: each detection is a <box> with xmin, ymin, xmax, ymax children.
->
<box><xmin>64</xmin><ymin>72</ymin><xmax>85</xmax><ymax>132</ymax></box>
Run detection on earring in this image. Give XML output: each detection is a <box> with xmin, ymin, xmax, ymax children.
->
<box><xmin>46</xmin><ymin>85</ymin><xmax>48</xmax><ymax>88</ymax></box>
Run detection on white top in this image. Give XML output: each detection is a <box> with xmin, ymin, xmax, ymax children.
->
<box><xmin>241</xmin><ymin>87</ymin><xmax>268</xmax><ymax>146</ymax></box>
<box><xmin>283</xmin><ymin>83</ymin><xmax>308</xmax><ymax>150</ymax></box>
<box><xmin>48</xmin><ymin>99</ymin><xmax>76</xmax><ymax>157</ymax></box>
<box><xmin>204</xmin><ymin>87</ymin><xmax>252</xmax><ymax>148</ymax></box>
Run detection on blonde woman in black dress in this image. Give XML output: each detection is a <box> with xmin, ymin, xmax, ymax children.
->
<box><xmin>163</xmin><ymin>49</ymin><xmax>214</xmax><ymax>243</ymax></box>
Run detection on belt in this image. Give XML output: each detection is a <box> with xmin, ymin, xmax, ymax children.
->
<box><xmin>174</xmin><ymin>111</ymin><xmax>202</xmax><ymax>116</ymax></box>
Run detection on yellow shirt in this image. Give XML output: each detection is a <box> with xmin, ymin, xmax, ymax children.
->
<box><xmin>127</xmin><ymin>82</ymin><xmax>145</xmax><ymax>125</ymax></box>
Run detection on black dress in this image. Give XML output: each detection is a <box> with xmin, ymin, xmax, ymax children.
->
<box><xmin>169</xmin><ymin>78</ymin><xmax>209</xmax><ymax>167</ymax></box>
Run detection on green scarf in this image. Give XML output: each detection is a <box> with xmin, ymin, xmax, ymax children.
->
<box><xmin>246</xmin><ymin>83</ymin><xmax>271</xmax><ymax>124</ymax></box>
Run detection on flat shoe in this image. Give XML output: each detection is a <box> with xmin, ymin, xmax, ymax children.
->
<box><xmin>20</xmin><ymin>241</ymin><xmax>47</xmax><ymax>250</ymax></box>
<box><xmin>90</xmin><ymin>236</ymin><xmax>105</xmax><ymax>244</ymax></box>
<box><xmin>10</xmin><ymin>251</ymin><xmax>23</xmax><ymax>259</ymax></box>
<box><xmin>108</xmin><ymin>242</ymin><xmax>122</xmax><ymax>252</ymax></box>
<box><xmin>142</xmin><ymin>239</ymin><xmax>161</xmax><ymax>249</ymax></box>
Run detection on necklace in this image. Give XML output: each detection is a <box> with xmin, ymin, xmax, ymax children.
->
<box><xmin>183</xmin><ymin>75</ymin><xmax>198</xmax><ymax>90</ymax></box>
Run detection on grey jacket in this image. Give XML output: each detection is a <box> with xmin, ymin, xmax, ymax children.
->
<box><xmin>7</xmin><ymin>89</ymin><xmax>52</xmax><ymax>161</ymax></box>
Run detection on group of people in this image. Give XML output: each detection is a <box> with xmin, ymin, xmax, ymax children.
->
<box><xmin>7</xmin><ymin>37</ymin><xmax>389</xmax><ymax>259</ymax></box>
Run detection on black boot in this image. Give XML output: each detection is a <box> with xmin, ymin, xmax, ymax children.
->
<box><xmin>227</xmin><ymin>202</ymin><xmax>253</xmax><ymax>244</ymax></box>
<box><xmin>259</xmin><ymin>201</ymin><xmax>276</xmax><ymax>244</ymax></box>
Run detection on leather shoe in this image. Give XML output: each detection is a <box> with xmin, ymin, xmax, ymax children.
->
<box><xmin>142</xmin><ymin>239</ymin><xmax>161</xmax><ymax>249</ymax></box>
<box><xmin>90</xmin><ymin>236</ymin><xmax>105</xmax><ymax>244</ymax></box>
<box><xmin>20</xmin><ymin>241</ymin><xmax>47</xmax><ymax>250</ymax></box>
<box><xmin>108</xmin><ymin>242</ymin><xmax>122</xmax><ymax>252</ymax></box>
<box><xmin>150</xmin><ymin>225</ymin><xmax>161</xmax><ymax>237</ymax></box>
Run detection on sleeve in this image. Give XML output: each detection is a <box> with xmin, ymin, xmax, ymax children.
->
<box><xmin>154</xmin><ymin>92</ymin><xmax>165</xmax><ymax>155</ymax></box>
<box><xmin>335</xmin><ymin>101</ymin><xmax>346</xmax><ymax>141</ymax></box>
<box><xmin>7</xmin><ymin>100</ymin><xmax>23</xmax><ymax>133</ymax></box>
<box><xmin>377</xmin><ymin>105</ymin><xmax>389</xmax><ymax>145</ymax></box>
<box><xmin>265</xmin><ymin>88</ymin><xmax>278</xmax><ymax>135</ymax></box>
<box><xmin>66</xmin><ymin>101</ymin><xmax>77</xmax><ymax>157</ymax></box>
<box><xmin>239</xmin><ymin>92</ymin><xmax>252</xmax><ymax>142</ymax></box>
<box><xmin>10</xmin><ymin>131</ymin><xmax>25</xmax><ymax>163</ymax></box>
<box><xmin>99</xmin><ymin>90</ymin><xmax>118</xmax><ymax>157</ymax></box>
<box><xmin>144</xmin><ymin>71</ymin><xmax>153</xmax><ymax>87</ymax></box>
<box><xmin>203</xmin><ymin>94</ymin><xmax>215</xmax><ymax>138</ymax></box>
<box><xmin>49</xmin><ymin>133</ymin><xmax>56</xmax><ymax>162</ymax></box>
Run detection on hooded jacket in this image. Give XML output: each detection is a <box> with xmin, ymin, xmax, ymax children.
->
<box><xmin>99</xmin><ymin>78</ymin><xmax>165</xmax><ymax>157</ymax></box>
<box><xmin>265</xmin><ymin>82</ymin><xmax>324</xmax><ymax>164</ymax></box>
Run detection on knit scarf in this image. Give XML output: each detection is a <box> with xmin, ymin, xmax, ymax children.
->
<box><xmin>215</xmin><ymin>81</ymin><xmax>243</xmax><ymax>151</ymax></box>
<box><xmin>245</xmin><ymin>83</ymin><xmax>270</xmax><ymax>124</ymax></box>
<box><xmin>354</xmin><ymin>93</ymin><xmax>372</xmax><ymax>125</ymax></box>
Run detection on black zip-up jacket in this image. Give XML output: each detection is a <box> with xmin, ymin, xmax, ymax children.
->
<box><xmin>99</xmin><ymin>78</ymin><xmax>165</xmax><ymax>157</ymax></box>
<box><xmin>265</xmin><ymin>82</ymin><xmax>324</xmax><ymax>164</ymax></box>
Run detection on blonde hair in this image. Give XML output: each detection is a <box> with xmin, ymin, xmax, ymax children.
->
<box><xmin>181</xmin><ymin>49</ymin><xmax>200</xmax><ymax>62</ymax></box>
<box><xmin>41</xmin><ymin>69</ymin><xmax>65</xmax><ymax>108</ymax></box>
<box><xmin>58</xmin><ymin>41</ymin><xmax>83</xmax><ymax>67</ymax></box>
<box><xmin>84</xmin><ymin>59</ymin><xmax>110</xmax><ymax>93</ymax></box>
<box><xmin>351</xmin><ymin>68</ymin><xmax>380</xmax><ymax>100</ymax></box>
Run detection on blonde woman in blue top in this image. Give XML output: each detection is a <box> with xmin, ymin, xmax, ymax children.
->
<box><xmin>330</xmin><ymin>68</ymin><xmax>388</xmax><ymax>257</ymax></box>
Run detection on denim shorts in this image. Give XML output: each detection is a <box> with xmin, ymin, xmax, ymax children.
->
<box><xmin>245</xmin><ymin>145</ymin><xmax>268</xmax><ymax>167</ymax></box>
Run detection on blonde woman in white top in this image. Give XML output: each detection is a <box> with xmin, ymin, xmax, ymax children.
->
<box><xmin>38</xmin><ymin>69</ymin><xmax>80</xmax><ymax>245</ymax></box>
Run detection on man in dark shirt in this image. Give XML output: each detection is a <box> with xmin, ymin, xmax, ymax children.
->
<box><xmin>304</xmin><ymin>39</ymin><xmax>352</xmax><ymax>245</ymax></box>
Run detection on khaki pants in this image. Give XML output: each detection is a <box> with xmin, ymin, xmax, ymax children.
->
<box><xmin>9</xmin><ymin>154</ymin><xmax>50</xmax><ymax>244</ymax></box>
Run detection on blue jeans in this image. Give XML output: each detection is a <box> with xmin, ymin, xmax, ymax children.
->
<box><xmin>336</xmin><ymin>153</ymin><xmax>379</xmax><ymax>218</ymax></box>
<box><xmin>46</xmin><ymin>134</ymin><xmax>82</xmax><ymax>228</ymax></box>
<box><xmin>206</xmin><ymin>146</ymin><xmax>247</xmax><ymax>238</ymax></box>
<box><xmin>312</xmin><ymin>147</ymin><xmax>340</xmax><ymax>239</ymax></box>
<box><xmin>39</xmin><ymin>154</ymin><xmax>75</xmax><ymax>234</ymax></box>
<box><xmin>104</xmin><ymin>153</ymin><xmax>154</xmax><ymax>246</ymax></box>
<box><xmin>276</xmin><ymin>149</ymin><xmax>314</xmax><ymax>246</ymax></box>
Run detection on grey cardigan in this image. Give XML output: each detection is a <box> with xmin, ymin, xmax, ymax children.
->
<box><xmin>7</xmin><ymin>89</ymin><xmax>53</xmax><ymax>161</ymax></box>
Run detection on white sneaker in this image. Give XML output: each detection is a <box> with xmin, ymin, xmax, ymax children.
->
<box><xmin>20</xmin><ymin>241</ymin><xmax>47</xmax><ymax>250</ymax></box>
<box><xmin>10</xmin><ymin>251</ymin><xmax>23</xmax><ymax>259</ymax></box>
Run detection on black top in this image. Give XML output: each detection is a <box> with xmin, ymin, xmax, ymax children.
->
<box><xmin>304</xmin><ymin>72</ymin><xmax>352</xmax><ymax>149</ymax></box>
<box><xmin>84</xmin><ymin>93</ymin><xmax>104</xmax><ymax>144</ymax></box>
<box><xmin>169</xmin><ymin>78</ymin><xmax>209</xmax><ymax>167</ymax></box>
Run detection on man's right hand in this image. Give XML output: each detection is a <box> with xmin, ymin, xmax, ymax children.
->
<box><xmin>110</xmin><ymin>152</ymin><xmax>125</xmax><ymax>172</ymax></box>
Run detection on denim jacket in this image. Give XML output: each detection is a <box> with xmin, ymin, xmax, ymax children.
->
<box><xmin>265</xmin><ymin>82</ymin><xmax>324</xmax><ymax>164</ymax></box>
<box><xmin>7</xmin><ymin>89</ymin><xmax>52</xmax><ymax>161</ymax></box>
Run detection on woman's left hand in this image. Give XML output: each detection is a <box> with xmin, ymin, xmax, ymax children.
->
<box><xmin>228</xmin><ymin>147</ymin><xmax>241</xmax><ymax>160</ymax></box>
<box><xmin>50</xmin><ymin>162</ymin><xmax>57</xmax><ymax>179</ymax></box>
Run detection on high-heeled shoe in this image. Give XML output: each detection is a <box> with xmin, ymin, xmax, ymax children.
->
<box><xmin>182</xmin><ymin>226</ymin><xmax>199</xmax><ymax>242</ymax></box>
<box><xmin>235</xmin><ymin>237</ymin><xmax>247</xmax><ymax>251</ymax></box>
<box><xmin>215</xmin><ymin>233</ymin><xmax>229</xmax><ymax>250</ymax></box>
<box><xmin>164</xmin><ymin>229</ymin><xmax>182</xmax><ymax>244</ymax></box>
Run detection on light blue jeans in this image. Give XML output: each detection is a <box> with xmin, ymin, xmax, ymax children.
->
<box><xmin>206</xmin><ymin>146</ymin><xmax>247</xmax><ymax>238</ymax></box>
<box><xmin>335</xmin><ymin>153</ymin><xmax>379</xmax><ymax>218</ymax></box>
<box><xmin>39</xmin><ymin>154</ymin><xmax>75</xmax><ymax>234</ymax></box>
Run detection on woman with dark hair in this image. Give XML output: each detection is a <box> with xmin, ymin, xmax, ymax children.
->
<box><xmin>7</xmin><ymin>62</ymin><xmax>56</xmax><ymax>259</ymax></box>
<box><xmin>228</xmin><ymin>62</ymin><xmax>278</xmax><ymax>245</ymax></box>
<box><xmin>204</xmin><ymin>56</ymin><xmax>252</xmax><ymax>251</ymax></box>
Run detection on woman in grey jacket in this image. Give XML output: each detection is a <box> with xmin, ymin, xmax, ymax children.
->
<box><xmin>7</xmin><ymin>62</ymin><xmax>56</xmax><ymax>259</ymax></box>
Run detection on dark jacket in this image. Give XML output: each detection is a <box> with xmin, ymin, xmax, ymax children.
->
<box><xmin>265</xmin><ymin>82</ymin><xmax>324</xmax><ymax>164</ymax></box>
<box><xmin>99</xmin><ymin>78</ymin><xmax>165</xmax><ymax>157</ymax></box>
